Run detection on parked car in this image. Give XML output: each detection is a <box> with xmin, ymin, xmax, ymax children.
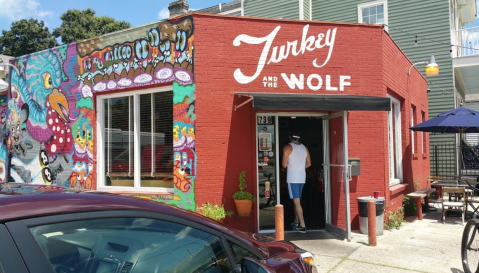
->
<box><xmin>0</xmin><ymin>186</ymin><xmax>317</xmax><ymax>273</ymax></box>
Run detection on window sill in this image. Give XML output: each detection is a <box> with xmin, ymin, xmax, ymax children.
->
<box><xmin>389</xmin><ymin>183</ymin><xmax>407</xmax><ymax>196</ymax></box>
<box><xmin>97</xmin><ymin>187</ymin><xmax>174</xmax><ymax>195</ymax></box>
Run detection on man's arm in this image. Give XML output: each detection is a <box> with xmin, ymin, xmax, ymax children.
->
<box><xmin>282</xmin><ymin>144</ymin><xmax>291</xmax><ymax>169</ymax></box>
<box><xmin>305</xmin><ymin>147</ymin><xmax>311</xmax><ymax>169</ymax></box>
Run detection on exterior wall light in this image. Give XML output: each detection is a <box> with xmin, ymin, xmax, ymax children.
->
<box><xmin>408</xmin><ymin>55</ymin><xmax>439</xmax><ymax>76</ymax></box>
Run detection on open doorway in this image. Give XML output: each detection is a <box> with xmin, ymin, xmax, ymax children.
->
<box><xmin>278</xmin><ymin>116</ymin><xmax>325</xmax><ymax>230</ymax></box>
<box><xmin>257</xmin><ymin>115</ymin><xmax>325</xmax><ymax>232</ymax></box>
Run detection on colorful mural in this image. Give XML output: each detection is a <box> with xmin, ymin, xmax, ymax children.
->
<box><xmin>1</xmin><ymin>16</ymin><xmax>196</xmax><ymax>210</ymax></box>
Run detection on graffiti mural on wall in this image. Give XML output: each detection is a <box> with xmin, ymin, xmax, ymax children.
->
<box><xmin>172</xmin><ymin>82</ymin><xmax>196</xmax><ymax>209</ymax></box>
<box><xmin>75</xmin><ymin>16</ymin><xmax>194</xmax><ymax>92</ymax></box>
<box><xmin>3</xmin><ymin>16</ymin><xmax>196</xmax><ymax>210</ymax></box>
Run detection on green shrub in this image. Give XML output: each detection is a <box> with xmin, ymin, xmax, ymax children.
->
<box><xmin>384</xmin><ymin>207</ymin><xmax>406</xmax><ymax>230</ymax></box>
<box><xmin>197</xmin><ymin>202</ymin><xmax>232</xmax><ymax>221</ymax></box>
<box><xmin>403</xmin><ymin>195</ymin><xmax>417</xmax><ymax>217</ymax></box>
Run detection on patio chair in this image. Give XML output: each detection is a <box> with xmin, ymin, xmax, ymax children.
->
<box><xmin>462</xmin><ymin>179</ymin><xmax>479</xmax><ymax>217</ymax></box>
<box><xmin>441</xmin><ymin>187</ymin><xmax>466</xmax><ymax>225</ymax></box>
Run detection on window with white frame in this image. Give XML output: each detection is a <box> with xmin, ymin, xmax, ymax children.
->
<box><xmin>97</xmin><ymin>87</ymin><xmax>173</xmax><ymax>191</ymax></box>
<box><xmin>358</xmin><ymin>0</ymin><xmax>388</xmax><ymax>29</ymax></box>
<box><xmin>388</xmin><ymin>95</ymin><xmax>402</xmax><ymax>186</ymax></box>
<box><xmin>411</xmin><ymin>107</ymin><xmax>415</xmax><ymax>154</ymax></box>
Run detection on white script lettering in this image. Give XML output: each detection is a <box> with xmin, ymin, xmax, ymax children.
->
<box><xmin>233</xmin><ymin>25</ymin><xmax>337</xmax><ymax>84</ymax></box>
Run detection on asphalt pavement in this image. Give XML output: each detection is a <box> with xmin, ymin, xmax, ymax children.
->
<box><xmin>284</xmin><ymin>208</ymin><xmax>466</xmax><ymax>273</ymax></box>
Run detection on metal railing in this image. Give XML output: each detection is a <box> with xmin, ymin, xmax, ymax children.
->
<box><xmin>452</xmin><ymin>26</ymin><xmax>479</xmax><ymax>58</ymax></box>
<box><xmin>431</xmin><ymin>141</ymin><xmax>479</xmax><ymax>177</ymax></box>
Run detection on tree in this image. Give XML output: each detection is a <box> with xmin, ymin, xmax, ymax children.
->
<box><xmin>0</xmin><ymin>19</ymin><xmax>58</xmax><ymax>56</ymax></box>
<box><xmin>53</xmin><ymin>8</ymin><xmax>131</xmax><ymax>44</ymax></box>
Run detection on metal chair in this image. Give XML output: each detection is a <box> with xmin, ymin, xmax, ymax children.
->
<box><xmin>463</xmin><ymin>179</ymin><xmax>479</xmax><ymax>217</ymax></box>
<box><xmin>441</xmin><ymin>187</ymin><xmax>466</xmax><ymax>225</ymax></box>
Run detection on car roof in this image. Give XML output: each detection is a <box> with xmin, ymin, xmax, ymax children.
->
<box><xmin>0</xmin><ymin>191</ymin><xmax>185</xmax><ymax>221</ymax></box>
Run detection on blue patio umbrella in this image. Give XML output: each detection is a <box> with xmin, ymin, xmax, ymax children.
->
<box><xmin>410</xmin><ymin>107</ymin><xmax>479</xmax><ymax>134</ymax></box>
<box><xmin>410</xmin><ymin>106</ymin><xmax>479</xmax><ymax>178</ymax></box>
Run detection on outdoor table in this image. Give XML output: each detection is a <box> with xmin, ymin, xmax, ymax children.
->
<box><xmin>431</xmin><ymin>180</ymin><xmax>479</xmax><ymax>215</ymax></box>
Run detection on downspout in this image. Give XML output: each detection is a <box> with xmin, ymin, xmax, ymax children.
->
<box><xmin>241</xmin><ymin>0</ymin><xmax>244</xmax><ymax>16</ymax></box>
<box><xmin>299</xmin><ymin>0</ymin><xmax>304</xmax><ymax>20</ymax></box>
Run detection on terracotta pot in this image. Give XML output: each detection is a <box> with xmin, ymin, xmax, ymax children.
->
<box><xmin>217</xmin><ymin>218</ymin><xmax>225</xmax><ymax>224</ymax></box>
<box><xmin>234</xmin><ymin>199</ymin><xmax>253</xmax><ymax>216</ymax></box>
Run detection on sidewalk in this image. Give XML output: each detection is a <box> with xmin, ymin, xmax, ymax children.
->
<box><xmin>285</xmin><ymin>209</ymin><xmax>466</xmax><ymax>273</ymax></box>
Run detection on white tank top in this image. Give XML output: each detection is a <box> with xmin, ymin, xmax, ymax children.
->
<box><xmin>287</xmin><ymin>142</ymin><xmax>307</xmax><ymax>184</ymax></box>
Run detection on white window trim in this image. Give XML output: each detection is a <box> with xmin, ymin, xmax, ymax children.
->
<box><xmin>96</xmin><ymin>85</ymin><xmax>174</xmax><ymax>193</ymax></box>
<box><xmin>421</xmin><ymin>113</ymin><xmax>425</xmax><ymax>154</ymax></box>
<box><xmin>388</xmin><ymin>95</ymin><xmax>403</xmax><ymax>186</ymax></box>
<box><xmin>411</xmin><ymin>108</ymin><xmax>415</xmax><ymax>155</ymax></box>
<box><xmin>357</xmin><ymin>0</ymin><xmax>388</xmax><ymax>31</ymax></box>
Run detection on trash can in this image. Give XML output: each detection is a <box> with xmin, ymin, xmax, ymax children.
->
<box><xmin>357</xmin><ymin>196</ymin><xmax>385</xmax><ymax>236</ymax></box>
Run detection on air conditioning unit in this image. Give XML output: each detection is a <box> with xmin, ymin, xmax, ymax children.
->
<box><xmin>459</xmin><ymin>4</ymin><xmax>476</xmax><ymax>25</ymax></box>
<box><xmin>457</xmin><ymin>0</ymin><xmax>475</xmax><ymax>6</ymax></box>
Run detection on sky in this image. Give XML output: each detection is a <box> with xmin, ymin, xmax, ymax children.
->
<box><xmin>0</xmin><ymin>0</ymin><xmax>478</xmax><ymax>34</ymax></box>
<box><xmin>0</xmin><ymin>0</ymin><xmax>222</xmax><ymax>32</ymax></box>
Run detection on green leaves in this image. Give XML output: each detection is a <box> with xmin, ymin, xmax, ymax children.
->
<box><xmin>0</xmin><ymin>19</ymin><xmax>58</xmax><ymax>56</ymax></box>
<box><xmin>52</xmin><ymin>8</ymin><xmax>131</xmax><ymax>44</ymax></box>
<box><xmin>234</xmin><ymin>171</ymin><xmax>256</xmax><ymax>201</ymax></box>
<box><xmin>0</xmin><ymin>8</ymin><xmax>132</xmax><ymax>56</ymax></box>
<box><xmin>197</xmin><ymin>202</ymin><xmax>232</xmax><ymax>221</ymax></box>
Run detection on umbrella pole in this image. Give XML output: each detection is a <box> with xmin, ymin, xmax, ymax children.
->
<box><xmin>459</xmin><ymin>132</ymin><xmax>463</xmax><ymax>180</ymax></box>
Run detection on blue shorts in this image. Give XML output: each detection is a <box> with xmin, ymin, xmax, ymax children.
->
<box><xmin>288</xmin><ymin>183</ymin><xmax>304</xmax><ymax>199</ymax></box>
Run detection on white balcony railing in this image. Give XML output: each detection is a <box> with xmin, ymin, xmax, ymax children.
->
<box><xmin>452</xmin><ymin>26</ymin><xmax>479</xmax><ymax>58</ymax></box>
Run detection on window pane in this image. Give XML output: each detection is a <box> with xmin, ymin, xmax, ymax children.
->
<box><xmin>378</xmin><ymin>13</ymin><xmax>384</xmax><ymax>24</ymax></box>
<box><xmin>362</xmin><ymin>7</ymin><xmax>369</xmax><ymax>17</ymax></box>
<box><xmin>369</xmin><ymin>6</ymin><xmax>376</xmax><ymax>15</ymax></box>
<box><xmin>370</xmin><ymin>15</ymin><xmax>377</xmax><ymax>24</ymax></box>
<box><xmin>362</xmin><ymin>16</ymin><xmax>369</xmax><ymax>24</ymax></box>
<box><xmin>377</xmin><ymin>4</ymin><xmax>384</xmax><ymax>14</ymax></box>
<box><xmin>140</xmin><ymin>92</ymin><xmax>173</xmax><ymax>188</ymax></box>
<box><xmin>228</xmin><ymin>241</ymin><xmax>260</xmax><ymax>264</ymax></box>
<box><xmin>105</xmin><ymin>96</ymin><xmax>134</xmax><ymax>187</ymax></box>
<box><xmin>392</xmin><ymin>103</ymin><xmax>397</xmax><ymax>178</ymax></box>
<box><xmin>30</xmin><ymin>217</ymin><xmax>231</xmax><ymax>273</ymax></box>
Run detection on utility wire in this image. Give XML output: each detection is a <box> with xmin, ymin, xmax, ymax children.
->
<box><xmin>383</xmin><ymin>24</ymin><xmax>479</xmax><ymax>52</ymax></box>
<box><xmin>427</xmin><ymin>81</ymin><xmax>454</xmax><ymax>95</ymax></box>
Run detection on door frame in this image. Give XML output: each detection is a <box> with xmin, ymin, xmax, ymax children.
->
<box><xmin>255</xmin><ymin>112</ymin><xmax>327</xmax><ymax>233</ymax></box>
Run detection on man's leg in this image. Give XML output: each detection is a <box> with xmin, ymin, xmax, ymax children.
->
<box><xmin>293</xmin><ymin>198</ymin><xmax>305</xmax><ymax>228</ymax></box>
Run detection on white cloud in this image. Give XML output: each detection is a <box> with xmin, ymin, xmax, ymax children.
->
<box><xmin>158</xmin><ymin>8</ymin><xmax>169</xmax><ymax>20</ymax></box>
<box><xmin>0</xmin><ymin>0</ymin><xmax>53</xmax><ymax>22</ymax></box>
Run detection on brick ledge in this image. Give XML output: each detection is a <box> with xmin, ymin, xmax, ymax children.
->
<box><xmin>389</xmin><ymin>184</ymin><xmax>407</xmax><ymax>195</ymax></box>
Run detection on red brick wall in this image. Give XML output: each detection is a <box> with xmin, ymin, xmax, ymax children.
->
<box><xmin>381</xmin><ymin>32</ymin><xmax>430</xmax><ymax>217</ymax></box>
<box><xmin>192</xmin><ymin>14</ymin><xmax>427</xmax><ymax>231</ymax></box>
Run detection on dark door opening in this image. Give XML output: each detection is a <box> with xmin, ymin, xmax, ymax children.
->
<box><xmin>278</xmin><ymin>116</ymin><xmax>325</xmax><ymax>230</ymax></box>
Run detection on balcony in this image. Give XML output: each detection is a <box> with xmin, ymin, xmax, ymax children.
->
<box><xmin>452</xmin><ymin>26</ymin><xmax>479</xmax><ymax>98</ymax></box>
<box><xmin>453</xmin><ymin>26</ymin><xmax>479</xmax><ymax>58</ymax></box>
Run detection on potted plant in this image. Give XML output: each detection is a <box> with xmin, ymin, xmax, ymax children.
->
<box><xmin>197</xmin><ymin>202</ymin><xmax>232</xmax><ymax>223</ymax></box>
<box><xmin>233</xmin><ymin>171</ymin><xmax>256</xmax><ymax>216</ymax></box>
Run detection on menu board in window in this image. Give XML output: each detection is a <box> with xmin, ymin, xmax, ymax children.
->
<box><xmin>259</xmin><ymin>133</ymin><xmax>272</xmax><ymax>151</ymax></box>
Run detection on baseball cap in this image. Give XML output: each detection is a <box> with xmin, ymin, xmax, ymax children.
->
<box><xmin>290</xmin><ymin>131</ymin><xmax>301</xmax><ymax>139</ymax></box>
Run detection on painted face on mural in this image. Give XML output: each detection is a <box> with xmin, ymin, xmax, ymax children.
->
<box><xmin>10</xmin><ymin>120</ymin><xmax>20</xmax><ymax>145</ymax></box>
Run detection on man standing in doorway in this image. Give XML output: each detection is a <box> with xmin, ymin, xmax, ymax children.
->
<box><xmin>282</xmin><ymin>131</ymin><xmax>311</xmax><ymax>233</ymax></box>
